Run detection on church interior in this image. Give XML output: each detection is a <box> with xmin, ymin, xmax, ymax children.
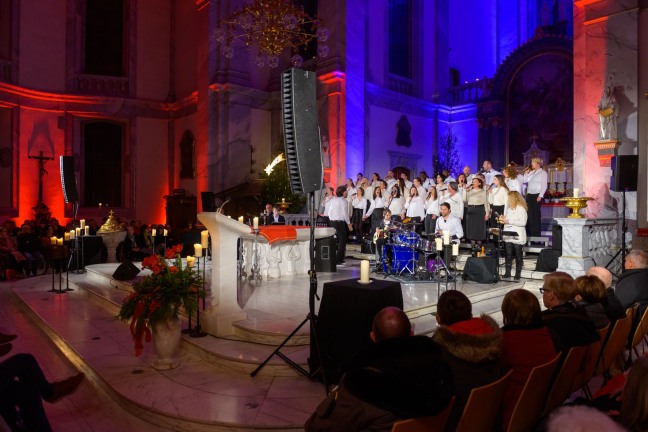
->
<box><xmin>1</xmin><ymin>0</ymin><xmax>648</xmax><ymax>430</ymax></box>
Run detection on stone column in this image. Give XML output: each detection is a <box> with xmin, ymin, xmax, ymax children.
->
<box><xmin>556</xmin><ymin>217</ymin><xmax>618</xmax><ymax>277</ymax></box>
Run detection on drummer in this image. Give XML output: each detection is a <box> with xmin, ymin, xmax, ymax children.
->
<box><xmin>373</xmin><ymin>209</ymin><xmax>393</xmax><ymax>269</ymax></box>
<box><xmin>435</xmin><ymin>202</ymin><xmax>464</xmax><ymax>240</ymax></box>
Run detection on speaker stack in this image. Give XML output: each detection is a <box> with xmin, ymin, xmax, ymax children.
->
<box><xmin>610</xmin><ymin>155</ymin><xmax>638</xmax><ymax>192</ymax></box>
<box><xmin>59</xmin><ymin>156</ymin><xmax>79</xmax><ymax>203</ymax></box>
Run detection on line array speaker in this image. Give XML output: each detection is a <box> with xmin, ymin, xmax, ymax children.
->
<box><xmin>59</xmin><ymin>155</ymin><xmax>79</xmax><ymax>203</ymax></box>
<box><xmin>610</xmin><ymin>155</ymin><xmax>638</xmax><ymax>192</ymax></box>
<box><xmin>281</xmin><ymin>68</ymin><xmax>323</xmax><ymax>194</ymax></box>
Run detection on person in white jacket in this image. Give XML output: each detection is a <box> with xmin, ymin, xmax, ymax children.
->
<box><xmin>499</xmin><ymin>191</ymin><xmax>528</xmax><ymax>280</ymax></box>
<box><xmin>404</xmin><ymin>186</ymin><xmax>425</xmax><ymax>233</ymax></box>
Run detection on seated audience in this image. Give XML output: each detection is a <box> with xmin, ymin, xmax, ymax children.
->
<box><xmin>500</xmin><ymin>289</ymin><xmax>557</xmax><ymax>429</ymax></box>
<box><xmin>0</xmin><ymin>352</ymin><xmax>85</xmax><ymax>432</ymax></box>
<box><xmin>541</xmin><ymin>272</ymin><xmax>599</xmax><ymax>352</ymax></box>
<box><xmin>305</xmin><ymin>307</ymin><xmax>453</xmax><ymax>432</ymax></box>
<box><xmin>17</xmin><ymin>224</ymin><xmax>44</xmax><ymax>276</ymax></box>
<box><xmin>615</xmin><ymin>250</ymin><xmax>648</xmax><ymax>315</ymax></box>
<box><xmin>433</xmin><ymin>290</ymin><xmax>502</xmax><ymax>430</ymax></box>
<box><xmin>0</xmin><ymin>226</ymin><xmax>26</xmax><ymax>276</ymax></box>
<box><xmin>586</xmin><ymin>266</ymin><xmax>626</xmax><ymax>323</ymax></box>
<box><xmin>574</xmin><ymin>275</ymin><xmax>612</xmax><ymax>330</ymax></box>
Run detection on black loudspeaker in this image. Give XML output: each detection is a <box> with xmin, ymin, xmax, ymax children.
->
<box><xmin>315</xmin><ymin>237</ymin><xmax>337</xmax><ymax>272</ymax></box>
<box><xmin>112</xmin><ymin>261</ymin><xmax>141</xmax><ymax>281</ymax></box>
<box><xmin>59</xmin><ymin>156</ymin><xmax>78</xmax><ymax>203</ymax></box>
<box><xmin>281</xmin><ymin>68</ymin><xmax>323</xmax><ymax>194</ymax></box>
<box><xmin>610</xmin><ymin>155</ymin><xmax>638</xmax><ymax>192</ymax></box>
<box><xmin>201</xmin><ymin>192</ymin><xmax>216</xmax><ymax>212</ymax></box>
<box><xmin>535</xmin><ymin>249</ymin><xmax>561</xmax><ymax>272</ymax></box>
<box><xmin>462</xmin><ymin>257</ymin><xmax>499</xmax><ymax>283</ymax></box>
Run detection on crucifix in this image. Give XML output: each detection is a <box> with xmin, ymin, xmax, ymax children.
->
<box><xmin>28</xmin><ymin>151</ymin><xmax>54</xmax><ymax>203</ymax></box>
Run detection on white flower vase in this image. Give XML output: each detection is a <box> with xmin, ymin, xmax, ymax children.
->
<box><xmin>151</xmin><ymin>317</ymin><xmax>181</xmax><ymax>370</ymax></box>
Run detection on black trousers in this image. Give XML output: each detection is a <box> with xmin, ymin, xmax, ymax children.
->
<box><xmin>505</xmin><ymin>242</ymin><xmax>523</xmax><ymax>277</ymax></box>
<box><xmin>330</xmin><ymin>220</ymin><xmax>348</xmax><ymax>264</ymax></box>
<box><xmin>525</xmin><ymin>193</ymin><xmax>541</xmax><ymax>236</ymax></box>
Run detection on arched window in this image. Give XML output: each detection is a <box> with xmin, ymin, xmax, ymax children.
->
<box><xmin>82</xmin><ymin>121</ymin><xmax>124</xmax><ymax>207</ymax></box>
<box><xmin>84</xmin><ymin>0</ymin><xmax>125</xmax><ymax>76</ymax></box>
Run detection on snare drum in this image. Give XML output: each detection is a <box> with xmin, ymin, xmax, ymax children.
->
<box><xmin>394</xmin><ymin>232</ymin><xmax>419</xmax><ymax>248</ymax></box>
<box><xmin>417</xmin><ymin>238</ymin><xmax>436</xmax><ymax>253</ymax></box>
<box><xmin>383</xmin><ymin>244</ymin><xmax>419</xmax><ymax>273</ymax></box>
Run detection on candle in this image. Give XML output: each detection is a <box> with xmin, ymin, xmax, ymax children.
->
<box><xmin>99</xmin><ymin>203</ymin><xmax>102</xmax><ymax>208</ymax></box>
<box><xmin>573</xmin><ymin>188</ymin><xmax>579</xmax><ymax>198</ymax></box>
<box><xmin>253</xmin><ymin>217</ymin><xmax>259</xmax><ymax>229</ymax></box>
<box><xmin>452</xmin><ymin>242</ymin><xmax>459</xmax><ymax>256</ymax></box>
<box><xmin>238</xmin><ymin>216</ymin><xmax>244</xmax><ymax>224</ymax></box>
<box><xmin>84</xmin><ymin>226</ymin><xmax>89</xmax><ymax>235</ymax></box>
<box><xmin>186</xmin><ymin>256</ymin><xmax>195</xmax><ymax>268</ymax></box>
<box><xmin>163</xmin><ymin>229</ymin><xmax>168</xmax><ymax>236</ymax></box>
<box><xmin>69</xmin><ymin>230</ymin><xmax>75</xmax><ymax>240</ymax></box>
<box><xmin>435</xmin><ymin>238</ymin><xmax>443</xmax><ymax>251</ymax></box>
<box><xmin>152</xmin><ymin>228</ymin><xmax>156</xmax><ymax>236</ymax></box>
<box><xmin>75</xmin><ymin>227</ymin><xmax>81</xmax><ymax>237</ymax></box>
<box><xmin>282</xmin><ymin>198</ymin><xmax>285</xmax><ymax>203</ymax></box>
<box><xmin>50</xmin><ymin>236</ymin><xmax>57</xmax><ymax>245</ymax></box>
<box><xmin>360</xmin><ymin>260</ymin><xmax>370</xmax><ymax>283</ymax></box>
<box><xmin>64</xmin><ymin>232</ymin><xmax>70</xmax><ymax>241</ymax></box>
<box><xmin>194</xmin><ymin>244</ymin><xmax>203</xmax><ymax>257</ymax></box>
<box><xmin>201</xmin><ymin>230</ymin><xmax>209</xmax><ymax>248</ymax></box>
<box><xmin>549</xmin><ymin>169</ymin><xmax>554</xmax><ymax>184</ymax></box>
<box><xmin>56</xmin><ymin>238</ymin><xmax>63</xmax><ymax>245</ymax></box>
<box><xmin>80</xmin><ymin>219</ymin><xmax>85</xmax><ymax>229</ymax></box>
<box><xmin>443</xmin><ymin>230</ymin><xmax>450</xmax><ymax>245</ymax></box>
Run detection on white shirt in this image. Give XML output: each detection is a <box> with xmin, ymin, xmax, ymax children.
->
<box><xmin>502</xmin><ymin>206</ymin><xmax>528</xmax><ymax>245</ymax></box>
<box><xmin>352</xmin><ymin>197</ymin><xmax>368</xmax><ymax>219</ymax></box>
<box><xmin>402</xmin><ymin>180</ymin><xmax>413</xmax><ymax>190</ymax></box>
<box><xmin>320</xmin><ymin>195</ymin><xmax>333</xmax><ymax>215</ymax></box>
<box><xmin>465</xmin><ymin>173</ymin><xmax>476</xmax><ymax>184</ymax></box>
<box><xmin>387</xmin><ymin>196</ymin><xmax>404</xmax><ymax>216</ymax></box>
<box><xmin>441</xmin><ymin>193</ymin><xmax>465</xmax><ymax>219</ymax></box>
<box><xmin>505</xmin><ymin>177</ymin><xmax>523</xmax><ymax>193</ymax></box>
<box><xmin>421</xmin><ymin>178</ymin><xmax>434</xmax><ymax>191</ymax></box>
<box><xmin>488</xmin><ymin>186</ymin><xmax>509</xmax><ymax>207</ymax></box>
<box><xmin>444</xmin><ymin>176</ymin><xmax>456</xmax><ymax>185</ymax></box>
<box><xmin>326</xmin><ymin>196</ymin><xmax>350</xmax><ymax>224</ymax></box>
<box><xmin>385</xmin><ymin>178</ymin><xmax>397</xmax><ymax>190</ymax></box>
<box><xmin>365</xmin><ymin>196</ymin><xmax>385</xmax><ymax>218</ymax></box>
<box><xmin>523</xmin><ymin>168</ymin><xmax>548</xmax><ymax>196</ymax></box>
<box><xmin>483</xmin><ymin>169</ymin><xmax>501</xmax><ymax>186</ymax></box>
<box><xmin>416</xmin><ymin>186</ymin><xmax>426</xmax><ymax>198</ymax></box>
<box><xmin>404</xmin><ymin>196</ymin><xmax>426</xmax><ymax>219</ymax></box>
<box><xmin>435</xmin><ymin>215</ymin><xmax>464</xmax><ymax>239</ymax></box>
<box><xmin>425</xmin><ymin>198</ymin><xmax>440</xmax><ymax>216</ymax></box>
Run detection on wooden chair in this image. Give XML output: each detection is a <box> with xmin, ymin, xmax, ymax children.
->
<box><xmin>391</xmin><ymin>396</ymin><xmax>456</xmax><ymax>432</ymax></box>
<box><xmin>543</xmin><ymin>345</ymin><xmax>587</xmax><ymax>416</ymax></box>
<box><xmin>455</xmin><ymin>370</ymin><xmax>513</xmax><ymax>432</ymax></box>
<box><xmin>598</xmin><ymin>307</ymin><xmax>635</xmax><ymax>374</ymax></box>
<box><xmin>571</xmin><ymin>324</ymin><xmax>608</xmax><ymax>398</ymax></box>
<box><xmin>506</xmin><ymin>354</ymin><xmax>561</xmax><ymax>432</ymax></box>
<box><xmin>626</xmin><ymin>306</ymin><xmax>648</xmax><ymax>365</ymax></box>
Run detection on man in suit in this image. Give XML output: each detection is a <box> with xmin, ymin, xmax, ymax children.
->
<box><xmin>270</xmin><ymin>207</ymin><xmax>286</xmax><ymax>225</ymax></box>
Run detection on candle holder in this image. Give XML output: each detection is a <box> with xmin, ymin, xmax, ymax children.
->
<box><xmin>191</xmin><ymin>257</ymin><xmax>207</xmax><ymax>338</ymax></box>
<box><xmin>559</xmin><ymin>197</ymin><xmax>592</xmax><ymax>218</ymax></box>
<box><xmin>249</xmin><ymin>229</ymin><xmax>262</xmax><ymax>283</ymax></box>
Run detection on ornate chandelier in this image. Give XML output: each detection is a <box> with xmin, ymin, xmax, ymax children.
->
<box><xmin>212</xmin><ymin>0</ymin><xmax>330</xmax><ymax>69</ymax></box>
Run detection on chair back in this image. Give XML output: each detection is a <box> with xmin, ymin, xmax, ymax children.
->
<box><xmin>571</xmin><ymin>338</ymin><xmax>603</xmax><ymax>394</ymax></box>
<box><xmin>391</xmin><ymin>396</ymin><xmax>456</xmax><ymax>432</ymax></box>
<box><xmin>455</xmin><ymin>370</ymin><xmax>513</xmax><ymax>432</ymax></box>
<box><xmin>630</xmin><ymin>305</ymin><xmax>648</xmax><ymax>350</ymax></box>
<box><xmin>596</xmin><ymin>310</ymin><xmax>633</xmax><ymax>376</ymax></box>
<box><xmin>506</xmin><ymin>354</ymin><xmax>561</xmax><ymax>432</ymax></box>
<box><xmin>543</xmin><ymin>345</ymin><xmax>587</xmax><ymax>416</ymax></box>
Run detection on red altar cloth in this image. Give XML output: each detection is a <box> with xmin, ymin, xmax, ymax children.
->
<box><xmin>256</xmin><ymin>225</ymin><xmax>309</xmax><ymax>245</ymax></box>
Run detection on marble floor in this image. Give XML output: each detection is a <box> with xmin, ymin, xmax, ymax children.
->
<box><xmin>1</xmin><ymin>250</ymin><xmax>546</xmax><ymax>431</ymax></box>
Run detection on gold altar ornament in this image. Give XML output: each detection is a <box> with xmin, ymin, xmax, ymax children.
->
<box><xmin>559</xmin><ymin>197</ymin><xmax>592</xmax><ymax>219</ymax></box>
<box><xmin>97</xmin><ymin>210</ymin><xmax>121</xmax><ymax>233</ymax></box>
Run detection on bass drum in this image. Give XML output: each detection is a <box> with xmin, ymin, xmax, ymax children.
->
<box><xmin>383</xmin><ymin>244</ymin><xmax>419</xmax><ymax>273</ymax></box>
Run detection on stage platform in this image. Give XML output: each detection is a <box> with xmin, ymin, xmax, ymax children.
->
<box><xmin>3</xmin><ymin>251</ymin><xmax>546</xmax><ymax>431</ymax></box>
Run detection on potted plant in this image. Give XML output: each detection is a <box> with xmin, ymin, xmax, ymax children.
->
<box><xmin>118</xmin><ymin>244</ymin><xmax>203</xmax><ymax>369</ymax></box>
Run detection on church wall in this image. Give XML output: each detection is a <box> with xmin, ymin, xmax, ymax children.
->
<box><xmin>445</xmin><ymin>105</ymin><xmax>479</xmax><ymax>173</ymax></box>
<box><xmin>134</xmin><ymin>117</ymin><xmax>169</xmax><ymax>225</ymax></box>
<box><xmin>174</xmin><ymin>113</ymin><xmax>197</xmax><ymax>194</ymax></box>
<box><xmin>135</xmin><ymin>0</ymin><xmax>171</xmax><ymax>100</ymax></box>
<box><xmin>173</xmin><ymin>0</ymin><xmax>198</xmax><ymax>100</ymax></box>
<box><xmin>18</xmin><ymin>0</ymin><xmax>66</xmax><ymax>92</ymax></box>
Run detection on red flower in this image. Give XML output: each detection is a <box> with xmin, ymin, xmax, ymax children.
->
<box><xmin>172</xmin><ymin>244</ymin><xmax>183</xmax><ymax>254</ymax></box>
<box><xmin>165</xmin><ymin>248</ymin><xmax>176</xmax><ymax>259</ymax></box>
<box><xmin>169</xmin><ymin>266</ymin><xmax>179</xmax><ymax>274</ymax></box>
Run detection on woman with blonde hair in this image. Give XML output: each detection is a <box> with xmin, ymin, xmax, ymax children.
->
<box><xmin>499</xmin><ymin>191</ymin><xmax>527</xmax><ymax>279</ymax></box>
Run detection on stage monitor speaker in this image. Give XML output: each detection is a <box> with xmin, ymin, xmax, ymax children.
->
<box><xmin>610</xmin><ymin>155</ymin><xmax>638</xmax><ymax>192</ymax></box>
<box><xmin>200</xmin><ymin>192</ymin><xmax>216</xmax><ymax>212</ymax></box>
<box><xmin>281</xmin><ymin>68</ymin><xmax>323</xmax><ymax>194</ymax></box>
<box><xmin>462</xmin><ymin>256</ymin><xmax>499</xmax><ymax>283</ymax></box>
<box><xmin>315</xmin><ymin>237</ymin><xmax>337</xmax><ymax>272</ymax></box>
<box><xmin>535</xmin><ymin>249</ymin><xmax>561</xmax><ymax>272</ymax></box>
<box><xmin>59</xmin><ymin>156</ymin><xmax>78</xmax><ymax>203</ymax></box>
<box><xmin>113</xmin><ymin>261</ymin><xmax>141</xmax><ymax>281</ymax></box>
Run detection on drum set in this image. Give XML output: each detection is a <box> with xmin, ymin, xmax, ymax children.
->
<box><xmin>375</xmin><ymin>221</ymin><xmax>454</xmax><ymax>281</ymax></box>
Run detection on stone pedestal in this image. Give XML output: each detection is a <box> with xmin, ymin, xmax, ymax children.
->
<box><xmin>556</xmin><ymin>217</ymin><xmax>618</xmax><ymax>278</ymax></box>
<box><xmin>97</xmin><ymin>231</ymin><xmax>126</xmax><ymax>263</ymax></box>
<box><xmin>593</xmin><ymin>140</ymin><xmax>621</xmax><ymax>167</ymax></box>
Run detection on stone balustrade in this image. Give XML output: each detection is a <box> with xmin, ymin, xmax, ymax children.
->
<box><xmin>556</xmin><ymin>217</ymin><xmax>619</xmax><ymax>277</ymax></box>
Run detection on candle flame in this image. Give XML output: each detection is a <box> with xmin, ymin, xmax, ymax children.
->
<box><xmin>264</xmin><ymin>153</ymin><xmax>285</xmax><ymax>175</ymax></box>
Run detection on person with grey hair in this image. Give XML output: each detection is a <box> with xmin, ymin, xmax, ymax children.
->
<box><xmin>615</xmin><ymin>250</ymin><xmax>648</xmax><ymax>315</ymax></box>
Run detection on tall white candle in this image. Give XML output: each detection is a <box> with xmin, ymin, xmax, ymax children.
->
<box><xmin>69</xmin><ymin>230</ymin><xmax>75</xmax><ymax>240</ymax></box>
<box><xmin>360</xmin><ymin>260</ymin><xmax>370</xmax><ymax>283</ymax></box>
<box><xmin>186</xmin><ymin>256</ymin><xmax>195</xmax><ymax>268</ymax></box>
<box><xmin>75</xmin><ymin>227</ymin><xmax>81</xmax><ymax>237</ymax></box>
<box><xmin>238</xmin><ymin>216</ymin><xmax>244</xmax><ymax>224</ymax></box>
<box><xmin>56</xmin><ymin>237</ymin><xmax>63</xmax><ymax>245</ymax></box>
<box><xmin>452</xmin><ymin>242</ymin><xmax>459</xmax><ymax>256</ymax></box>
<box><xmin>163</xmin><ymin>229</ymin><xmax>168</xmax><ymax>236</ymax></box>
<box><xmin>50</xmin><ymin>236</ymin><xmax>57</xmax><ymax>245</ymax></box>
<box><xmin>64</xmin><ymin>232</ymin><xmax>70</xmax><ymax>241</ymax></box>
<box><xmin>573</xmin><ymin>188</ymin><xmax>579</xmax><ymax>198</ymax></box>
<box><xmin>253</xmin><ymin>217</ymin><xmax>259</xmax><ymax>229</ymax></box>
<box><xmin>443</xmin><ymin>230</ymin><xmax>450</xmax><ymax>245</ymax></box>
<box><xmin>152</xmin><ymin>228</ymin><xmax>156</xmax><ymax>236</ymax></box>
<box><xmin>435</xmin><ymin>238</ymin><xmax>443</xmax><ymax>251</ymax></box>
<box><xmin>194</xmin><ymin>244</ymin><xmax>203</xmax><ymax>257</ymax></box>
<box><xmin>84</xmin><ymin>226</ymin><xmax>89</xmax><ymax>235</ymax></box>
<box><xmin>201</xmin><ymin>230</ymin><xmax>209</xmax><ymax>248</ymax></box>
<box><xmin>80</xmin><ymin>219</ymin><xmax>85</xmax><ymax>229</ymax></box>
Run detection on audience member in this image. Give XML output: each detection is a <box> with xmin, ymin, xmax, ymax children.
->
<box><xmin>305</xmin><ymin>307</ymin><xmax>454</xmax><ymax>432</ymax></box>
<box><xmin>615</xmin><ymin>250</ymin><xmax>648</xmax><ymax>315</ymax></box>
<box><xmin>433</xmin><ymin>290</ymin><xmax>502</xmax><ymax>430</ymax></box>
<box><xmin>500</xmin><ymin>289</ymin><xmax>557</xmax><ymax>429</ymax></box>
<box><xmin>17</xmin><ymin>224</ymin><xmax>44</xmax><ymax>276</ymax></box>
<box><xmin>541</xmin><ymin>272</ymin><xmax>599</xmax><ymax>352</ymax></box>
<box><xmin>619</xmin><ymin>355</ymin><xmax>648</xmax><ymax>431</ymax></box>
<box><xmin>574</xmin><ymin>275</ymin><xmax>612</xmax><ymax>330</ymax></box>
<box><xmin>587</xmin><ymin>266</ymin><xmax>626</xmax><ymax>323</ymax></box>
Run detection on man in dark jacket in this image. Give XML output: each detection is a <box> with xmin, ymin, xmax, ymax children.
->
<box><xmin>305</xmin><ymin>307</ymin><xmax>453</xmax><ymax>432</ymax></box>
<box><xmin>541</xmin><ymin>272</ymin><xmax>599</xmax><ymax>353</ymax></box>
<box><xmin>615</xmin><ymin>250</ymin><xmax>648</xmax><ymax>315</ymax></box>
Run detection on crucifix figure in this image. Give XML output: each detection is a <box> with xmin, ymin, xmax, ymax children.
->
<box><xmin>28</xmin><ymin>151</ymin><xmax>54</xmax><ymax>203</ymax></box>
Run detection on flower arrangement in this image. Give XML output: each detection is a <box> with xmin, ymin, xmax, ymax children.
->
<box><xmin>544</xmin><ymin>190</ymin><xmax>566</xmax><ymax>199</ymax></box>
<box><xmin>118</xmin><ymin>244</ymin><xmax>204</xmax><ymax>356</ymax></box>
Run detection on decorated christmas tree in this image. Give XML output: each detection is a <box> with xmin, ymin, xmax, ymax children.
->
<box><xmin>437</xmin><ymin>124</ymin><xmax>462</xmax><ymax>177</ymax></box>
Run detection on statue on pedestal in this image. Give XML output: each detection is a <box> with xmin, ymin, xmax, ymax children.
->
<box><xmin>597</xmin><ymin>86</ymin><xmax>618</xmax><ymax>141</ymax></box>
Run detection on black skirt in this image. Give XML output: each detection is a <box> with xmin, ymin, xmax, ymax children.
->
<box><xmin>466</xmin><ymin>205</ymin><xmax>487</xmax><ymax>241</ymax></box>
